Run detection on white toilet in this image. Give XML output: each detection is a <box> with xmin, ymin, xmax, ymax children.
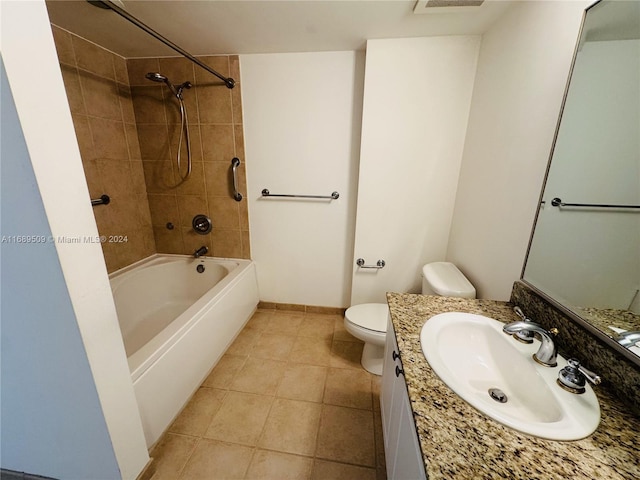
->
<box><xmin>344</xmin><ymin>261</ymin><xmax>476</xmax><ymax>375</ymax></box>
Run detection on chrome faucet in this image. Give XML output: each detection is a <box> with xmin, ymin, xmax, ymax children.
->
<box><xmin>503</xmin><ymin>321</ymin><xmax>558</xmax><ymax>367</ymax></box>
<box><xmin>615</xmin><ymin>331</ymin><xmax>640</xmax><ymax>349</ymax></box>
<box><xmin>511</xmin><ymin>306</ymin><xmax>534</xmax><ymax>344</ymax></box>
<box><xmin>193</xmin><ymin>245</ymin><xmax>208</xmax><ymax>258</ymax></box>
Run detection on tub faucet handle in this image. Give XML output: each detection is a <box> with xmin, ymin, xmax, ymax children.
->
<box><xmin>193</xmin><ymin>246</ymin><xmax>208</xmax><ymax>258</ymax></box>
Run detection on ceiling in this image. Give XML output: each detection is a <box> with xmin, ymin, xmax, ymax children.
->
<box><xmin>45</xmin><ymin>0</ymin><xmax>513</xmax><ymax>58</ymax></box>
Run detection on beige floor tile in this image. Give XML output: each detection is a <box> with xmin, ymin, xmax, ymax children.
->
<box><xmin>244</xmin><ymin>450</ymin><xmax>313</xmax><ymax>480</ymax></box>
<box><xmin>180</xmin><ymin>439</ymin><xmax>253</xmax><ymax>480</ymax></box>
<box><xmin>267</xmin><ymin>312</ymin><xmax>304</xmax><ymax>336</ymax></box>
<box><xmin>330</xmin><ymin>340</ymin><xmax>364</xmax><ymax>370</ymax></box>
<box><xmin>168</xmin><ymin>387</ymin><xmax>227</xmax><ymax>436</ymax></box>
<box><xmin>258</xmin><ymin>398</ymin><xmax>322</xmax><ymax>456</ymax></box>
<box><xmin>244</xmin><ymin>311</ymin><xmax>273</xmax><ymax>333</ymax></box>
<box><xmin>204</xmin><ymin>391</ymin><xmax>273</xmax><ymax>446</ymax></box>
<box><xmin>333</xmin><ymin>316</ymin><xmax>362</xmax><ymax>343</ymax></box>
<box><xmin>203</xmin><ymin>354</ymin><xmax>247</xmax><ymax>389</ymax></box>
<box><xmin>310</xmin><ymin>460</ymin><xmax>377</xmax><ymax>480</ymax></box>
<box><xmin>251</xmin><ymin>333</ymin><xmax>296</xmax><ymax>361</ymax></box>
<box><xmin>371</xmin><ymin>376</ymin><xmax>382</xmax><ymax>412</ymax></box>
<box><xmin>227</xmin><ymin>327</ymin><xmax>262</xmax><ymax>355</ymax></box>
<box><xmin>149</xmin><ymin>433</ymin><xmax>197</xmax><ymax>480</ymax></box>
<box><xmin>298</xmin><ymin>315</ymin><xmax>335</xmax><ymax>338</ymax></box>
<box><xmin>289</xmin><ymin>335</ymin><xmax>332</xmax><ymax>366</ymax></box>
<box><xmin>277</xmin><ymin>364</ymin><xmax>328</xmax><ymax>403</ymax></box>
<box><xmin>323</xmin><ymin>367</ymin><xmax>373</xmax><ymax>410</ymax></box>
<box><xmin>230</xmin><ymin>357</ymin><xmax>286</xmax><ymax>395</ymax></box>
<box><xmin>316</xmin><ymin>405</ymin><xmax>375</xmax><ymax>467</ymax></box>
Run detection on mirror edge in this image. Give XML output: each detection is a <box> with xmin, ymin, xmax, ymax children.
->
<box><xmin>519</xmin><ymin>0</ymin><xmax>640</xmax><ymax>369</ymax></box>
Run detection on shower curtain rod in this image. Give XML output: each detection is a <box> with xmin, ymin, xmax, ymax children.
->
<box><xmin>96</xmin><ymin>0</ymin><xmax>235</xmax><ymax>89</ymax></box>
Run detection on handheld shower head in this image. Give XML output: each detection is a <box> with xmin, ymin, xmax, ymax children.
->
<box><xmin>145</xmin><ymin>72</ymin><xmax>169</xmax><ymax>83</ymax></box>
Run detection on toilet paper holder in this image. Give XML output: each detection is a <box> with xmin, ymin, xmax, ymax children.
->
<box><xmin>356</xmin><ymin>258</ymin><xmax>386</xmax><ymax>269</ymax></box>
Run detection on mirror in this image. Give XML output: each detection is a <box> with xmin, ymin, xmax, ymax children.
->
<box><xmin>522</xmin><ymin>0</ymin><xmax>640</xmax><ymax>363</ymax></box>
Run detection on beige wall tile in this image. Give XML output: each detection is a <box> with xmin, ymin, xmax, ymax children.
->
<box><xmin>231</xmin><ymin>85</ymin><xmax>243</xmax><ymax>124</ymax></box>
<box><xmin>175</xmin><ymin>162</ymin><xmax>206</xmax><ymax>195</ymax></box>
<box><xmin>71</xmin><ymin>114</ymin><xmax>97</xmax><ymax>162</ymax></box>
<box><xmin>131</xmin><ymin>85</ymin><xmax>166</xmax><ymax>124</ymax></box>
<box><xmin>197</xmin><ymin>84</ymin><xmax>232</xmax><ymax>124</ymax></box>
<box><xmin>51</xmin><ymin>25</ymin><xmax>76</xmax><ymax>66</ymax></box>
<box><xmin>118</xmin><ymin>84</ymin><xmax>136</xmax><ymax>124</ymax></box>
<box><xmin>194</xmin><ymin>56</ymin><xmax>230</xmax><ymax>84</ymax></box>
<box><xmin>125</xmin><ymin>123</ymin><xmax>142</xmax><ymax>160</ymax></box>
<box><xmin>153</xmin><ymin>225</ymin><xmax>184</xmax><ymax>253</ymax></box>
<box><xmin>176</xmin><ymin>194</ymin><xmax>209</xmax><ymax>228</ymax></box>
<box><xmin>71</xmin><ymin>35</ymin><xmax>115</xmax><ymax>79</ymax></box>
<box><xmin>126</xmin><ymin>58</ymin><xmax>160</xmax><ymax>86</ymax></box>
<box><xmin>200</xmin><ymin>125</ymin><xmax>235</xmax><ymax>162</ymax></box>
<box><xmin>202</xmin><ymin>161</ymin><xmax>231</xmax><ymax>195</ymax></box>
<box><xmin>159</xmin><ymin>57</ymin><xmax>196</xmax><ymax>84</ymax></box>
<box><xmin>234</xmin><ymin>125</ymin><xmax>245</xmax><ymax>160</ymax></box>
<box><xmin>137</xmin><ymin>124</ymin><xmax>171</xmax><ymax>160</ymax></box>
<box><xmin>164</xmin><ymin>86</ymin><xmax>199</xmax><ymax>126</ymax></box>
<box><xmin>169</xmin><ymin>123</ymin><xmax>202</xmax><ymax>162</ymax></box>
<box><xmin>229</xmin><ymin>55</ymin><xmax>240</xmax><ymax>81</ymax></box>
<box><xmin>60</xmin><ymin>65</ymin><xmax>86</xmax><ymax>115</ymax></box>
<box><xmin>79</xmin><ymin>72</ymin><xmax>122</xmax><ymax>120</ymax></box>
<box><xmin>113</xmin><ymin>55</ymin><xmax>129</xmax><ymax>85</ymax></box>
<box><xmin>182</xmin><ymin>228</ymin><xmax>212</xmax><ymax>256</ymax></box>
<box><xmin>208</xmin><ymin>195</ymin><xmax>240</xmax><ymax>229</ymax></box>
<box><xmin>211</xmin><ymin>228</ymin><xmax>242</xmax><ymax>258</ymax></box>
<box><xmin>148</xmin><ymin>194</ymin><xmax>179</xmax><ymax>226</ymax></box>
<box><xmin>241</xmin><ymin>229</ymin><xmax>251</xmax><ymax>259</ymax></box>
<box><xmin>96</xmin><ymin>160</ymin><xmax>135</xmax><ymax>198</ymax></box>
<box><xmin>258</xmin><ymin>398</ymin><xmax>322</xmax><ymax>456</ymax></box>
<box><xmin>130</xmin><ymin>162</ymin><xmax>147</xmax><ymax>194</ymax></box>
<box><xmin>142</xmin><ymin>160</ymin><xmax>177</xmax><ymax>193</ymax></box>
<box><xmin>89</xmin><ymin>117</ymin><xmax>129</xmax><ymax>159</ymax></box>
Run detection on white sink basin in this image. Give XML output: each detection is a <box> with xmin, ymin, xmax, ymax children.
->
<box><xmin>420</xmin><ymin>312</ymin><xmax>600</xmax><ymax>441</ymax></box>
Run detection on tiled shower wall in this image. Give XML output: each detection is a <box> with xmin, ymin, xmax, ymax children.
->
<box><xmin>127</xmin><ymin>56</ymin><xmax>250</xmax><ymax>259</ymax></box>
<box><xmin>51</xmin><ymin>25</ymin><xmax>250</xmax><ymax>271</ymax></box>
<box><xmin>51</xmin><ymin>25</ymin><xmax>156</xmax><ymax>273</ymax></box>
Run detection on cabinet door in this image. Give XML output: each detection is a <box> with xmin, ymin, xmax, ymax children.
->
<box><xmin>380</xmin><ymin>316</ymin><xmax>397</xmax><ymax>448</ymax></box>
<box><xmin>393</xmin><ymin>387</ymin><xmax>427</xmax><ymax>480</ymax></box>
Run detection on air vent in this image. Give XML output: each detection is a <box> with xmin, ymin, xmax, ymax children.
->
<box><xmin>413</xmin><ymin>0</ymin><xmax>484</xmax><ymax>14</ymax></box>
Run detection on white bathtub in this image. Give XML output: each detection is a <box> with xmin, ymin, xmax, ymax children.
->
<box><xmin>110</xmin><ymin>254</ymin><xmax>259</xmax><ymax>447</ymax></box>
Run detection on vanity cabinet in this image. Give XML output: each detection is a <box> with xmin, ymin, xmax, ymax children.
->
<box><xmin>381</xmin><ymin>318</ymin><xmax>427</xmax><ymax>480</ymax></box>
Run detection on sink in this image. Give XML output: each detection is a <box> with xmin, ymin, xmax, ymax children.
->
<box><xmin>420</xmin><ymin>312</ymin><xmax>600</xmax><ymax>441</ymax></box>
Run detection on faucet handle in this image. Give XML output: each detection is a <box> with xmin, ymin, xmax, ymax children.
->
<box><xmin>509</xmin><ymin>306</ymin><xmax>534</xmax><ymax>343</ymax></box>
<box><xmin>557</xmin><ymin>358</ymin><xmax>601</xmax><ymax>394</ymax></box>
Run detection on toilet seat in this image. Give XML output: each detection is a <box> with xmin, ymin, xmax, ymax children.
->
<box><xmin>345</xmin><ymin>303</ymin><xmax>388</xmax><ymax>333</ymax></box>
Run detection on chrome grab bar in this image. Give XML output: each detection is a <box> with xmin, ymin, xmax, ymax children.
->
<box><xmin>91</xmin><ymin>194</ymin><xmax>110</xmax><ymax>206</ymax></box>
<box><xmin>356</xmin><ymin>258</ymin><xmax>386</xmax><ymax>269</ymax></box>
<box><xmin>551</xmin><ymin>197</ymin><xmax>640</xmax><ymax>210</ymax></box>
<box><xmin>261</xmin><ymin>189</ymin><xmax>339</xmax><ymax>200</ymax></box>
<box><xmin>231</xmin><ymin>158</ymin><xmax>243</xmax><ymax>202</ymax></box>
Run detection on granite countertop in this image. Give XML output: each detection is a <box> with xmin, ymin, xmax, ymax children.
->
<box><xmin>386</xmin><ymin>293</ymin><xmax>640</xmax><ymax>480</ymax></box>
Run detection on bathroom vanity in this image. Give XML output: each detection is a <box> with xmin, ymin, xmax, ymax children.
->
<box><xmin>383</xmin><ymin>292</ymin><xmax>640</xmax><ymax>480</ymax></box>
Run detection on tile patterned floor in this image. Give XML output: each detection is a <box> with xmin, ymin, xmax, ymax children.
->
<box><xmin>148</xmin><ymin>309</ymin><xmax>387</xmax><ymax>480</ymax></box>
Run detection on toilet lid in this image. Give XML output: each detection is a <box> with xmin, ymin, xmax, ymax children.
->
<box><xmin>345</xmin><ymin>303</ymin><xmax>389</xmax><ymax>333</ymax></box>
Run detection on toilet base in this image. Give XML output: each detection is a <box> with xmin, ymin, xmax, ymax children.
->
<box><xmin>361</xmin><ymin>342</ymin><xmax>384</xmax><ymax>376</ymax></box>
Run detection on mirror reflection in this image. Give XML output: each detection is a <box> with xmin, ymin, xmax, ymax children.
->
<box><xmin>523</xmin><ymin>0</ymin><xmax>640</xmax><ymax>357</ymax></box>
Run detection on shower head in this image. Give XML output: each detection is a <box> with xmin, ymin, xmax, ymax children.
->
<box><xmin>145</xmin><ymin>72</ymin><xmax>169</xmax><ymax>83</ymax></box>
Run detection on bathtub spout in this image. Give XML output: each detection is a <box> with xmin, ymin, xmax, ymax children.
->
<box><xmin>193</xmin><ymin>246</ymin><xmax>208</xmax><ymax>258</ymax></box>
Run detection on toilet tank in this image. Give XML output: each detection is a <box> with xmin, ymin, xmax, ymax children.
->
<box><xmin>421</xmin><ymin>262</ymin><xmax>476</xmax><ymax>298</ymax></box>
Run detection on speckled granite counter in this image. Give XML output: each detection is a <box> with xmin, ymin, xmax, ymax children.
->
<box><xmin>387</xmin><ymin>293</ymin><xmax>640</xmax><ymax>480</ymax></box>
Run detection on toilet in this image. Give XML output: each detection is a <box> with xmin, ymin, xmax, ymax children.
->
<box><xmin>344</xmin><ymin>261</ymin><xmax>476</xmax><ymax>375</ymax></box>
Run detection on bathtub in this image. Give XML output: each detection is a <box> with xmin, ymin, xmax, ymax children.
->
<box><xmin>110</xmin><ymin>254</ymin><xmax>259</xmax><ymax>448</ymax></box>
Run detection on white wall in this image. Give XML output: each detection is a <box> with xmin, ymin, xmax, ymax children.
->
<box><xmin>525</xmin><ymin>39</ymin><xmax>640</xmax><ymax>310</ymax></box>
<box><xmin>0</xmin><ymin>2</ymin><xmax>149</xmax><ymax>478</ymax></box>
<box><xmin>447</xmin><ymin>0</ymin><xmax>591</xmax><ymax>300</ymax></box>
<box><xmin>351</xmin><ymin>36</ymin><xmax>480</xmax><ymax>305</ymax></box>
<box><xmin>241</xmin><ymin>51</ymin><xmax>364</xmax><ymax>308</ymax></box>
